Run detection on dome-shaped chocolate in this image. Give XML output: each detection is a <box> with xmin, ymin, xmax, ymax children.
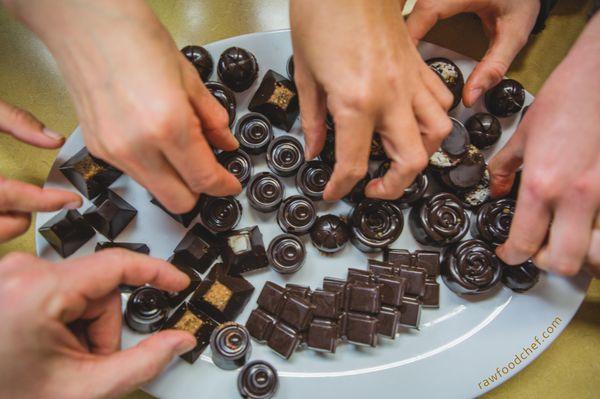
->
<box><xmin>441</xmin><ymin>239</ymin><xmax>502</xmax><ymax>295</ymax></box>
<box><xmin>268</xmin><ymin>234</ymin><xmax>306</xmax><ymax>274</ymax></box>
<box><xmin>205</xmin><ymin>81</ymin><xmax>237</xmax><ymax>127</ymax></box>
<box><xmin>235</xmin><ymin>112</ymin><xmax>273</xmax><ymax>155</ymax></box>
<box><xmin>125</xmin><ymin>286</ymin><xmax>169</xmax><ymax>333</ymax></box>
<box><xmin>465</xmin><ymin>112</ymin><xmax>502</xmax><ymax>149</ymax></box>
<box><xmin>426</xmin><ymin>57</ymin><xmax>464</xmax><ymax>110</ymax></box>
<box><xmin>473</xmin><ymin>198</ymin><xmax>515</xmax><ymax>246</ymax></box>
<box><xmin>310</xmin><ymin>214</ymin><xmax>350</xmax><ymax>253</ymax></box>
<box><xmin>501</xmin><ymin>259</ymin><xmax>540</xmax><ymax>292</ymax></box>
<box><xmin>181</xmin><ymin>45</ymin><xmax>213</xmax><ymax>82</ymax></box>
<box><xmin>377</xmin><ymin>162</ymin><xmax>428</xmax><ymax>207</ymax></box>
<box><xmin>217</xmin><ymin>149</ymin><xmax>253</xmax><ymax>187</ymax></box>
<box><xmin>484</xmin><ymin>79</ymin><xmax>525</xmax><ymax>117</ymax></box>
<box><xmin>217</xmin><ymin>47</ymin><xmax>258</xmax><ymax>92</ymax></box>
<box><xmin>237</xmin><ymin>361</ymin><xmax>279</xmax><ymax>399</ymax></box>
<box><xmin>200</xmin><ymin>195</ymin><xmax>242</xmax><ymax>233</ymax></box>
<box><xmin>277</xmin><ymin>195</ymin><xmax>317</xmax><ymax>235</ymax></box>
<box><xmin>296</xmin><ymin>160</ymin><xmax>332</xmax><ymax>201</ymax></box>
<box><xmin>409</xmin><ymin>193</ymin><xmax>469</xmax><ymax>246</ymax></box>
<box><xmin>246</xmin><ymin>172</ymin><xmax>284</xmax><ymax>213</ymax></box>
<box><xmin>350</xmin><ymin>200</ymin><xmax>403</xmax><ymax>252</ymax></box>
<box><xmin>266</xmin><ymin>136</ymin><xmax>304</xmax><ymax>177</ymax></box>
<box><xmin>210</xmin><ymin>322</ymin><xmax>252</xmax><ymax>370</ymax></box>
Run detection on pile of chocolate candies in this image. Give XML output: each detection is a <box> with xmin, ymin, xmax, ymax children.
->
<box><xmin>37</xmin><ymin>46</ymin><xmax>541</xmax><ymax>398</ymax></box>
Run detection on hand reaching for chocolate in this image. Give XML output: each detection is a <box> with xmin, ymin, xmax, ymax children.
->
<box><xmin>3</xmin><ymin>0</ymin><xmax>242</xmax><ymax>215</ymax></box>
<box><xmin>290</xmin><ymin>0</ymin><xmax>453</xmax><ymax>201</ymax></box>
<box><xmin>0</xmin><ymin>250</ymin><xmax>196</xmax><ymax>399</ymax></box>
<box><xmin>0</xmin><ymin>99</ymin><xmax>82</xmax><ymax>243</ymax></box>
<box><xmin>406</xmin><ymin>0</ymin><xmax>540</xmax><ymax>107</ymax></box>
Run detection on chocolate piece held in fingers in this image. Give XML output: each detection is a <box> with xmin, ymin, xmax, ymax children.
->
<box><xmin>200</xmin><ymin>195</ymin><xmax>242</xmax><ymax>233</ymax></box>
<box><xmin>501</xmin><ymin>259</ymin><xmax>541</xmax><ymax>292</ymax></box>
<box><xmin>426</xmin><ymin>57</ymin><xmax>464</xmax><ymax>110</ymax></box>
<box><xmin>150</xmin><ymin>196</ymin><xmax>202</xmax><ymax>228</ymax></box>
<box><xmin>429</xmin><ymin>118</ymin><xmax>470</xmax><ymax>170</ymax></box>
<box><xmin>440</xmin><ymin>145</ymin><xmax>486</xmax><ymax>191</ymax></box>
<box><xmin>296</xmin><ymin>160</ymin><xmax>332</xmax><ymax>201</ymax></box>
<box><xmin>95</xmin><ymin>242</ymin><xmax>149</xmax><ymax>254</ymax></box>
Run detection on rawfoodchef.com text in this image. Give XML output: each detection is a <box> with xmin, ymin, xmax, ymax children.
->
<box><xmin>477</xmin><ymin>316</ymin><xmax>563</xmax><ymax>390</ymax></box>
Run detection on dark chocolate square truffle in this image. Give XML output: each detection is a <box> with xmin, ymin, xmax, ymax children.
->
<box><xmin>267</xmin><ymin>322</ymin><xmax>301</xmax><ymax>359</ymax></box>
<box><xmin>95</xmin><ymin>242</ymin><xmax>149</xmax><ymax>254</ymax></box>
<box><xmin>171</xmin><ymin>224</ymin><xmax>223</xmax><ymax>273</ymax></box>
<box><xmin>344</xmin><ymin>312</ymin><xmax>379</xmax><ymax>347</ymax></box>
<box><xmin>307</xmin><ymin>318</ymin><xmax>339</xmax><ymax>353</ymax></box>
<box><xmin>38</xmin><ymin>209</ymin><xmax>95</xmax><ymax>258</ymax></box>
<box><xmin>83</xmin><ymin>189</ymin><xmax>137</xmax><ymax>240</ymax></box>
<box><xmin>222</xmin><ymin>226</ymin><xmax>269</xmax><ymax>275</ymax></box>
<box><xmin>59</xmin><ymin>147</ymin><xmax>122</xmax><ymax>199</ymax></box>
<box><xmin>150</xmin><ymin>196</ymin><xmax>202</xmax><ymax>228</ymax></box>
<box><xmin>248</xmin><ymin>69</ymin><xmax>299</xmax><ymax>131</ymax></box>
<box><xmin>246</xmin><ymin>308</ymin><xmax>277</xmax><ymax>342</ymax></box>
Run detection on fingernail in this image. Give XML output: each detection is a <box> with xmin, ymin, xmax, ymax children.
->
<box><xmin>64</xmin><ymin>201</ymin><xmax>81</xmax><ymax>210</ymax></box>
<box><xmin>176</xmin><ymin>338</ymin><xmax>197</xmax><ymax>356</ymax></box>
<box><xmin>43</xmin><ymin>128</ymin><xmax>64</xmax><ymax>141</ymax></box>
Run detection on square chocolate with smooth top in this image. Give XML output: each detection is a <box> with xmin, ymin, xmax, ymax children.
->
<box><xmin>307</xmin><ymin>318</ymin><xmax>339</xmax><ymax>353</ymax></box>
<box><xmin>38</xmin><ymin>209</ymin><xmax>95</xmax><ymax>258</ymax></box>
<box><xmin>344</xmin><ymin>312</ymin><xmax>379</xmax><ymax>347</ymax></box>
<box><xmin>83</xmin><ymin>189</ymin><xmax>137</xmax><ymax>240</ymax></box>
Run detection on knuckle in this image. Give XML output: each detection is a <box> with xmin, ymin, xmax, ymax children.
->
<box><xmin>433</xmin><ymin>116</ymin><xmax>453</xmax><ymax>139</ymax></box>
<box><xmin>9</xmin><ymin>107</ymin><xmax>35</xmax><ymax>126</ymax></box>
<box><xmin>406</xmin><ymin>151</ymin><xmax>429</xmax><ymax>173</ymax></box>
<box><xmin>189</xmin><ymin>171</ymin><xmax>220</xmax><ymax>193</ymax></box>
<box><xmin>510</xmin><ymin>240</ymin><xmax>539</xmax><ymax>258</ymax></box>
<box><xmin>525</xmin><ymin>173</ymin><xmax>559</xmax><ymax>202</ymax></box>
<box><xmin>335</xmin><ymin>91</ymin><xmax>376</xmax><ymax>115</ymax></box>
<box><xmin>342</xmin><ymin>164</ymin><xmax>369</xmax><ymax>182</ymax></box>
<box><xmin>552</xmin><ymin>260</ymin><xmax>580</xmax><ymax>276</ymax></box>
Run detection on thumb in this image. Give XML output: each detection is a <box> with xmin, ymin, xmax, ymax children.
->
<box><xmin>463</xmin><ymin>22</ymin><xmax>529</xmax><ymax>107</ymax></box>
<box><xmin>405</xmin><ymin>5</ymin><xmax>440</xmax><ymax>44</ymax></box>
<box><xmin>0</xmin><ymin>99</ymin><xmax>64</xmax><ymax>148</ymax></box>
<box><xmin>488</xmin><ymin>126</ymin><xmax>526</xmax><ymax>198</ymax></box>
<box><xmin>89</xmin><ymin>330</ymin><xmax>196</xmax><ymax>398</ymax></box>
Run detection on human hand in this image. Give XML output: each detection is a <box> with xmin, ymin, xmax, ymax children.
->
<box><xmin>0</xmin><ymin>250</ymin><xmax>196</xmax><ymax>399</ymax></box>
<box><xmin>0</xmin><ymin>99</ymin><xmax>82</xmax><ymax>242</ymax></box>
<box><xmin>290</xmin><ymin>0</ymin><xmax>453</xmax><ymax>201</ymax></box>
<box><xmin>488</xmin><ymin>15</ymin><xmax>600</xmax><ymax>276</ymax></box>
<box><xmin>5</xmin><ymin>0</ymin><xmax>241</xmax><ymax>214</ymax></box>
<box><xmin>406</xmin><ymin>0</ymin><xmax>540</xmax><ymax>107</ymax></box>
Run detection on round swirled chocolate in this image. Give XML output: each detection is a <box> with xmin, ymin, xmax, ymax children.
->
<box><xmin>409</xmin><ymin>193</ymin><xmax>469</xmax><ymax>246</ymax></box>
<box><xmin>350</xmin><ymin>200</ymin><xmax>404</xmax><ymax>252</ymax></box>
<box><xmin>369</xmin><ymin>133</ymin><xmax>386</xmax><ymax>160</ymax></box>
<box><xmin>465</xmin><ymin>112</ymin><xmax>502</xmax><ymax>149</ymax></box>
<box><xmin>205</xmin><ymin>81</ymin><xmax>237</xmax><ymax>127</ymax></box>
<box><xmin>266</xmin><ymin>136</ymin><xmax>304</xmax><ymax>177</ymax></box>
<box><xmin>237</xmin><ymin>360</ymin><xmax>279</xmax><ymax>399</ymax></box>
<box><xmin>181</xmin><ymin>45</ymin><xmax>213</xmax><ymax>82</ymax></box>
<box><xmin>343</xmin><ymin>172</ymin><xmax>371</xmax><ymax>205</ymax></box>
<box><xmin>426</xmin><ymin>57</ymin><xmax>464</xmax><ymax>110</ymax></box>
<box><xmin>246</xmin><ymin>172</ymin><xmax>284</xmax><ymax>213</ymax></box>
<box><xmin>210</xmin><ymin>322</ymin><xmax>252</xmax><ymax>370</ymax></box>
<box><xmin>501</xmin><ymin>259</ymin><xmax>540</xmax><ymax>292</ymax></box>
<box><xmin>235</xmin><ymin>112</ymin><xmax>273</xmax><ymax>154</ymax></box>
<box><xmin>200</xmin><ymin>195</ymin><xmax>242</xmax><ymax>233</ymax></box>
<box><xmin>472</xmin><ymin>198</ymin><xmax>515</xmax><ymax>246</ymax></box>
<box><xmin>287</xmin><ymin>56</ymin><xmax>294</xmax><ymax>81</ymax></box>
<box><xmin>125</xmin><ymin>286</ymin><xmax>169</xmax><ymax>333</ymax></box>
<box><xmin>485</xmin><ymin>79</ymin><xmax>525</xmax><ymax>117</ymax></box>
<box><xmin>277</xmin><ymin>195</ymin><xmax>317</xmax><ymax>235</ymax></box>
<box><xmin>217</xmin><ymin>149</ymin><xmax>253</xmax><ymax>187</ymax></box>
<box><xmin>267</xmin><ymin>234</ymin><xmax>306</xmax><ymax>274</ymax></box>
<box><xmin>310</xmin><ymin>214</ymin><xmax>350</xmax><ymax>253</ymax></box>
<box><xmin>376</xmin><ymin>162</ymin><xmax>429</xmax><ymax>207</ymax></box>
<box><xmin>296</xmin><ymin>160</ymin><xmax>332</xmax><ymax>201</ymax></box>
<box><xmin>217</xmin><ymin>47</ymin><xmax>258</xmax><ymax>92</ymax></box>
<box><xmin>441</xmin><ymin>239</ymin><xmax>502</xmax><ymax>295</ymax></box>
<box><xmin>318</xmin><ymin>129</ymin><xmax>336</xmax><ymax>166</ymax></box>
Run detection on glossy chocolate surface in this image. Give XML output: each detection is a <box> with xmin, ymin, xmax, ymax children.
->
<box><xmin>248</xmin><ymin>69</ymin><xmax>299</xmax><ymax>131</ymax></box>
<box><xmin>245</xmin><ymin>308</ymin><xmax>277</xmax><ymax>342</ymax></box>
<box><xmin>38</xmin><ymin>209</ymin><xmax>95</xmax><ymax>258</ymax></box>
<box><xmin>311</xmin><ymin>289</ymin><xmax>342</xmax><ymax>319</ymax></box>
<box><xmin>441</xmin><ymin>239</ymin><xmax>502</xmax><ymax>295</ymax></box>
<box><xmin>246</xmin><ymin>172</ymin><xmax>284</xmax><ymax>213</ymax></box>
<box><xmin>349</xmin><ymin>200</ymin><xmax>404</xmax><ymax>252</ymax></box>
<box><xmin>318</xmin><ymin>129</ymin><xmax>336</xmax><ymax>166</ymax></box>
<box><xmin>210</xmin><ymin>322</ymin><xmax>252</xmax><ymax>370</ymax></box>
<box><xmin>199</xmin><ymin>195</ymin><xmax>242</xmax><ymax>233</ymax></box>
<box><xmin>397</xmin><ymin>173</ymin><xmax>429</xmax><ymax>208</ymax></box>
<box><xmin>440</xmin><ymin>145</ymin><xmax>486</xmax><ymax>191</ymax></box>
<box><xmin>125</xmin><ymin>286</ymin><xmax>169</xmax><ymax>334</ymax></box>
<box><xmin>95</xmin><ymin>242</ymin><xmax>149</xmax><ymax>254</ymax></box>
<box><xmin>222</xmin><ymin>226</ymin><xmax>269</xmax><ymax>275</ymax></box>
<box><xmin>473</xmin><ymin>198</ymin><xmax>515</xmax><ymax>246</ymax></box>
<box><xmin>166</xmin><ymin>254</ymin><xmax>203</xmax><ymax>307</ymax></box>
<box><xmin>377</xmin><ymin>306</ymin><xmax>401</xmax><ymax>338</ymax></box>
<box><xmin>83</xmin><ymin>189</ymin><xmax>137</xmax><ymax>240</ymax></box>
<box><xmin>163</xmin><ymin>302</ymin><xmax>220</xmax><ymax>364</ymax></box>
<box><xmin>205</xmin><ymin>81</ymin><xmax>237</xmax><ymax>127</ymax></box>
<box><xmin>59</xmin><ymin>147</ymin><xmax>122</xmax><ymax>199</ymax></box>
<box><xmin>307</xmin><ymin>318</ymin><xmax>339</xmax><ymax>352</ymax></box>
<box><xmin>295</xmin><ymin>160</ymin><xmax>332</xmax><ymax>200</ymax></box>
<box><xmin>344</xmin><ymin>282</ymin><xmax>381</xmax><ymax>314</ymax></box>
<box><xmin>384</xmin><ymin>248</ymin><xmax>441</xmax><ymax>278</ymax></box>
<box><xmin>369</xmin><ymin>133</ymin><xmax>386</xmax><ymax>160</ymax></box>
<box><xmin>277</xmin><ymin>195</ymin><xmax>317</xmax><ymax>235</ymax></box>
<box><xmin>268</xmin><ymin>234</ymin><xmax>306</xmax><ymax>274</ymax></box>
<box><xmin>429</xmin><ymin>118</ymin><xmax>470</xmax><ymax>171</ymax></box>
<box><xmin>150</xmin><ymin>196</ymin><xmax>202</xmax><ymax>228</ymax></box>
<box><xmin>485</xmin><ymin>79</ymin><xmax>525</xmax><ymax>117</ymax></box>
<box><xmin>217</xmin><ymin>149</ymin><xmax>253</xmax><ymax>187</ymax></box>
<box><xmin>426</xmin><ymin>57</ymin><xmax>464</xmax><ymax>110</ymax></box>
<box><xmin>309</xmin><ymin>214</ymin><xmax>349</xmax><ymax>253</ymax></box>
<box><xmin>501</xmin><ymin>259</ymin><xmax>541</xmax><ymax>292</ymax></box>
<box><xmin>237</xmin><ymin>360</ymin><xmax>279</xmax><ymax>399</ymax></box>
<box><xmin>235</xmin><ymin>112</ymin><xmax>273</xmax><ymax>154</ymax></box>
<box><xmin>190</xmin><ymin>262</ymin><xmax>255</xmax><ymax>322</ymax></box>
<box><xmin>181</xmin><ymin>45</ymin><xmax>213</xmax><ymax>82</ymax></box>
<box><xmin>422</xmin><ymin>279</ymin><xmax>440</xmax><ymax>308</ymax></box>
<box><xmin>409</xmin><ymin>193</ymin><xmax>469</xmax><ymax>246</ymax></box>
<box><xmin>343</xmin><ymin>172</ymin><xmax>371</xmax><ymax>205</ymax></box>
<box><xmin>344</xmin><ymin>312</ymin><xmax>379</xmax><ymax>347</ymax></box>
<box><xmin>465</xmin><ymin>112</ymin><xmax>502</xmax><ymax>149</ymax></box>
<box><xmin>171</xmin><ymin>223</ymin><xmax>223</xmax><ymax>273</ymax></box>
<box><xmin>287</xmin><ymin>55</ymin><xmax>294</xmax><ymax>81</ymax></box>
<box><xmin>266</xmin><ymin>136</ymin><xmax>304</xmax><ymax>177</ymax></box>
<box><xmin>398</xmin><ymin>296</ymin><xmax>421</xmax><ymax>328</ymax></box>
<box><xmin>217</xmin><ymin>47</ymin><xmax>258</xmax><ymax>92</ymax></box>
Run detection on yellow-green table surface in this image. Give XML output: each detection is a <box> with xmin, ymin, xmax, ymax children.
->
<box><xmin>0</xmin><ymin>1</ymin><xmax>598</xmax><ymax>398</ymax></box>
